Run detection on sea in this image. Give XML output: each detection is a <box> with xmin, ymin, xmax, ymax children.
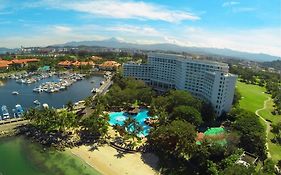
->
<box><xmin>0</xmin><ymin>136</ymin><xmax>101</xmax><ymax>175</ymax></box>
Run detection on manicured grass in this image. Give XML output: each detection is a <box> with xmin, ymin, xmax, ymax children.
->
<box><xmin>259</xmin><ymin>99</ymin><xmax>281</xmax><ymax>124</ymax></box>
<box><xmin>268</xmin><ymin>132</ymin><xmax>281</xmax><ymax>162</ymax></box>
<box><xmin>237</xmin><ymin>81</ymin><xmax>281</xmax><ymax>162</ymax></box>
<box><xmin>236</xmin><ymin>81</ymin><xmax>269</xmax><ymax>113</ymax></box>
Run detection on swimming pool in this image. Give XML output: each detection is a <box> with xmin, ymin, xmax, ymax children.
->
<box><xmin>109</xmin><ymin>109</ymin><xmax>151</xmax><ymax>137</ymax></box>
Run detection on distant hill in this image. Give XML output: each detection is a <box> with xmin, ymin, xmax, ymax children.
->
<box><xmin>261</xmin><ymin>60</ymin><xmax>281</xmax><ymax>70</ymax></box>
<box><xmin>0</xmin><ymin>47</ymin><xmax>17</xmax><ymax>54</ymax></box>
<box><xmin>53</xmin><ymin>38</ymin><xmax>280</xmax><ymax>62</ymax></box>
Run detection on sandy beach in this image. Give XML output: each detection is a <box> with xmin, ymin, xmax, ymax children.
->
<box><xmin>70</xmin><ymin>145</ymin><xmax>159</xmax><ymax>175</ymax></box>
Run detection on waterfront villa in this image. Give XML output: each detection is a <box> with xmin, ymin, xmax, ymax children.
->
<box><xmin>99</xmin><ymin>61</ymin><xmax>121</xmax><ymax>71</ymax></box>
<box><xmin>11</xmin><ymin>58</ymin><xmax>39</xmax><ymax>68</ymax></box>
<box><xmin>58</xmin><ymin>60</ymin><xmax>95</xmax><ymax>68</ymax></box>
<box><xmin>0</xmin><ymin>59</ymin><xmax>12</xmax><ymax>71</ymax></box>
<box><xmin>0</xmin><ymin>58</ymin><xmax>40</xmax><ymax>71</ymax></box>
<box><xmin>123</xmin><ymin>53</ymin><xmax>237</xmax><ymax>116</ymax></box>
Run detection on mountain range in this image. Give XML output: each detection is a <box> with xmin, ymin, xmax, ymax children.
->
<box><xmin>54</xmin><ymin>38</ymin><xmax>280</xmax><ymax>62</ymax></box>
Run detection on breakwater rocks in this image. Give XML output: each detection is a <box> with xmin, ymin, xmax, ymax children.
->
<box><xmin>17</xmin><ymin>125</ymin><xmax>80</xmax><ymax>151</ymax></box>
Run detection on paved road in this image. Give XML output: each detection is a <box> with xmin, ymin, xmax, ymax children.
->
<box><xmin>255</xmin><ymin>97</ymin><xmax>272</xmax><ymax>158</ymax></box>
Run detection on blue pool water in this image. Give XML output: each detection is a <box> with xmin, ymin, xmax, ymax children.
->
<box><xmin>109</xmin><ymin>109</ymin><xmax>151</xmax><ymax>137</ymax></box>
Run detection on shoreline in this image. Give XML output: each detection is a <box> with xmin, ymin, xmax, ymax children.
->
<box><xmin>0</xmin><ymin>120</ymin><xmax>29</xmax><ymax>138</ymax></box>
<box><xmin>70</xmin><ymin>145</ymin><xmax>159</xmax><ymax>175</ymax></box>
<box><xmin>0</xmin><ymin>80</ymin><xmax>4</xmax><ymax>86</ymax></box>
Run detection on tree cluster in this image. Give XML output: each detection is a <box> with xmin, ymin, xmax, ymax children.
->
<box><xmin>230</xmin><ymin>108</ymin><xmax>267</xmax><ymax>160</ymax></box>
<box><xmin>100</xmin><ymin>75</ymin><xmax>155</xmax><ymax>109</ymax></box>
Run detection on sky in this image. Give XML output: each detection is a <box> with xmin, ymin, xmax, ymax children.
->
<box><xmin>0</xmin><ymin>0</ymin><xmax>280</xmax><ymax>56</ymax></box>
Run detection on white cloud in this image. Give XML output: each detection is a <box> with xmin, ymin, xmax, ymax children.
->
<box><xmin>222</xmin><ymin>1</ymin><xmax>256</xmax><ymax>13</ymax></box>
<box><xmin>38</xmin><ymin>0</ymin><xmax>199</xmax><ymax>23</ymax></box>
<box><xmin>53</xmin><ymin>25</ymin><xmax>72</xmax><ymax>33</ymax></box>
<box><xmin>222</xmin><ymin>1</ymin><xmax>240</xmax><ymax>7</ymax></box>
<box><xmin>177</xmin><ymin>27</ymin><xmax>281</xmax><ymax>57</ymax></box>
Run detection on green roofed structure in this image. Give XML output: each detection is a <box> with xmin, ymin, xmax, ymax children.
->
<box><xmin>38</xmin><ymin>66</ymin><xmax>50</xmax><ymax>72</ymax></box>
<box><xmin>196</xmin><ymin>127</ymin><xmax>227</xmax><ymax>146</ymax></box>
<box><xmin>204</xmin><ymin>127</ymin><xmax>225</xmax><ymax>136</ymax></box>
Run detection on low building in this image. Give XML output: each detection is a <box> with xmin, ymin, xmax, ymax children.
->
<box><xmin>0</xmin><ymin>59</ymin><xmax>12</xmax><ymax>72</ymax></box>
<box><xmin>196</xmin><ymin>127</ymin><xmax>226</xmax><ymax>145</ymax></box>
<box><xmin>58</xmin><ymin>60</ymin><xmax>72</xmax><ymax>68</ymax></box>
<box><xmin>236</xmin><ymin>152</ymin><xmax>258</xmax><ymax>167</ymax></box>
<box><xmin>38</xmin><ymin>66</ymin><xmax>51</xmax><ymax>72</ymax></box>
<box><xmin>99</xmin><ymin>61</ymin><xmax>121</xmax><ymax>71</ymax></box>
<box><xmin>58</xmin><ymin>60</ymin><xmax>94</xmax><ymax>68</ymax></box>
<box><xmin>11</xmin><ymin>58</ymin><xmax>40</xmax><ymax>68</ymax></box>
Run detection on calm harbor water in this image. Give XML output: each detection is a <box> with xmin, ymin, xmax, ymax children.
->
<box><xmin>0</xmin><ymin>75</ymin><xmax>104</xmax><ymax>174</ymax></box>
<box><xmin>0</xmin><ymin>75</ymin><xmax>104</xmax><ymax>113</ymax></box>
<box><xmin>0</xmin><ymin>136</ymin><xmax>101</xmax><ymax>175</ymax></box>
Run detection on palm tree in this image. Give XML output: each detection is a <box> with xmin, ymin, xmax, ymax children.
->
<box><xmin>84</xmin><ymin>96</ymin><xmax>93</xmax><ymax>107</ymax></box>
<box><xmin>123</xmin><ymin>116</ymin><xmax>143</xmax><ymax>141</ymax></box>
<box><xmin>66</xmin><ymin>101</ymin><xmax>74</xmax><ymax>111</ymax></box>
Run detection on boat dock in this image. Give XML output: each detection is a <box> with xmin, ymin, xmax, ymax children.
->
<box><xmin>92</xmin><ymin>73</ymin><xmax>114</xmax><ymax>99</ymax></box>
<box><xmin>0</xmin><ymin>118</ymin><xmax>28</xmax><ymax>126</ymax></box>
<box><xmin>0</xmin><ymin>118</ymin><xmax>29</xmax><ymax>137</ymax></box>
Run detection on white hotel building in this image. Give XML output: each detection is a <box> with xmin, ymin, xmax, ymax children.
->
<box><xmin>123</xmin><ymin>53</ymin><xmax>238</xmax><ymax>116</ymax></box>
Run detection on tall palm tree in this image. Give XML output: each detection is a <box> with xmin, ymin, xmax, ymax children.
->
<box><xmin>123</xmin><ymin>116</ymin><xmax>143</xmax><ymax>141</ymax></box>
<box><xmin>66</xmin><ymin>101</ymin><xmax>74</xmax><ymax>111</ymax></box>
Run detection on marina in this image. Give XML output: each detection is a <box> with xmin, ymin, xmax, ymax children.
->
<box><xmin>0</xmin><ymin>73</ymin><xmax>104</xmax><ymax>117</ymax></box>
<box><xmin>32</xmin><ymin>73</ymin><xmax>84</xmax><ymax>94</ymax></box>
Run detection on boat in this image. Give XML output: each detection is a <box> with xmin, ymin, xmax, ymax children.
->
<box><xmin>33</xmin><ymin>100</ymin><xmax>41</xmax><ymax>105</ymax></box>
<box><xmin>100</xmin><ymin>81</ymin><xmax>105</xmax><ymax>85</ymax></box>
<box><xmin>15</xmin><ymin>104</ymin><xmax>24</xmax><ymax>117</ymax></box>
<box><xmin>33</xmin><ymin>87</ymin><xmax>43</xmax><ymax>93</ymax></box>
<box><xmin>46</xmin><ymin>88</ymin><xmax>55</xmax><ymax>93</ymax></box>
<box><xmin>1</xmin><ymin>105</ymin><xmax>10</xmax><ymax>120</ymax></box>
<box><xmin>16</xmin><ymin>79</ymin><xmax>25</xmax><ymax>84</ymax></box>
<box><xmin>91</xmin><ymin>88</ymin><xmax>100</xmax><ymax>93</ymax></box>
<box><xmin>12</xmin><ymin>91</ymin><xmax>19</xmax><ymax>95</ymax></box>
<box><xmin>59</xmin><ymin>86</ymin><xmax>66</xmax><ymax>90</ymax></box>
<box><xmin>42</xmin><ymin>103</ymin><xmax>49</xmax><ymax>109</ymax></box>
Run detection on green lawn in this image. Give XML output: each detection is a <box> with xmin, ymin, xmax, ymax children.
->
<box><xmin>237</xmin><ymin>81</ymin><xmax>269</xmax><ymax>112</ymax></box>
<box><xmin>237</xmin><ymin>81</ymin><xmax>281</xmax><ymax>162</ymax></box>
<box><xmin>259</xmin><ymin>99</ymin><xmax>281</xmax><ymax>124</ymax></box>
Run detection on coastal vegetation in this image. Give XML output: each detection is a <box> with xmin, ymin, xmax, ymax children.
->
<box><xmin>21</xmin><ymin>105</ymin><xmax>109</xmax><ymax>150</ymax></box>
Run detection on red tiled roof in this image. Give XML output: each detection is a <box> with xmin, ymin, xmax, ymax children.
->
<box><xmin>80</xmin><ymin>61</ymin><xmax>94</xmax><ymax>66</ymax></box>
<box><xmin>12</xmin><ymin>58</ymin><xmax>39</xmax><ymax>64</ymax></box>
<box><xmin>99</xmin><ymin>61</ymin><xmax>120</xmax><ymax>68</ymax></box>
<box><xmin>58</xmin><ymin>60</ymin><xmax>94</xmax><ymax>67</ymax></box>
<box><xmin>0</xmin><ymin>59</ymin><xmax>13</xmax><ymax>68</ymax></box>
<box><xmin>58</xmin><ymin>60</ymin><xmax>72</xmax><ymax>66</ymax></box>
